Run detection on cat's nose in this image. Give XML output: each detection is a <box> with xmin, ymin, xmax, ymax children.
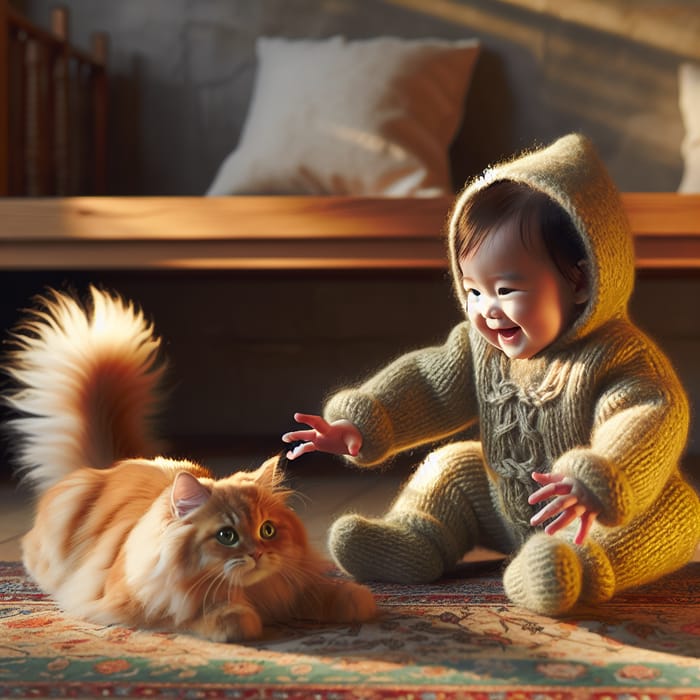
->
<box><xmin>251</xmin><ymin>550</ymin><xmax>263</xmax><ymax>562</ymax></box>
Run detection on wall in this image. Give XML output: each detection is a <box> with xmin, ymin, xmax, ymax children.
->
<box><xmin>16</xmin><ymin>0</ymin><xmax>696</xmax><ymax>194</ymax></box>
<box><xmin>1</xmin><ymin>270</ymin><xmax>699</xmax><ymax>484</ymax></box>
<box><xmin>6</xmin><ymin>1</ymin><xmax>699</xmax><ymax>483</ymax></box>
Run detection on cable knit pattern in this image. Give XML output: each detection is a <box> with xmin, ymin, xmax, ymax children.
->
<box><xmin>477</xmin><ymin>341</ymin><xmax>576</xmax><ymax>538</ymax></box>
<box><xmin>324</xmin><ymin>133</ymin><xmax>700</xmax><ymax>614</ymax></box>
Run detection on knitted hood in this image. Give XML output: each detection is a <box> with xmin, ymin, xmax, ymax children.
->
<box><xmin>447</xmin><ymin>133</ymin><xmax>635</xmax><ymax>347</ymax></box>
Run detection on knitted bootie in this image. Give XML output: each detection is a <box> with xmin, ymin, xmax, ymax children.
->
<box><xmin>328</xmin><ymin>511</ymin><xmax>449</xmax><ymax>583</ymax></box>
<box><xmin>329</xmin><ymin>441</ymin><xmax>496</xmax><ymax>583</ymax></box>
<box><xmin>503</xmin><ymin>533</ymin><xmax>616</xmax><ymax>615</ymax></box>
<box><xmin>503</xmin><ymin>533</ymin><xmax>583</xmax><ymax>615</ymax></box>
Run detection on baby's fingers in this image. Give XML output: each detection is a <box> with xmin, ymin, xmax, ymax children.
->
<box><xmin>293</xmin><ymin>413</ymin><xmax>329</xmax><ymax>431</ymax></box>
<box><xmin>285</xmin><ymin>441</ymin><xmax>317</xmax><ymax>461</ymax></box>
<box><xmin>531</xmin><ymin>471</ymin><xmax>564</xmax><ymax>485</ymax></box>
<box><xmin>542</xmin><ymin>505</ymin><xmax>585</xmax><ymax>535</ymax></box>
<box><xmin>282</xmin><ymin>429</ymin><xmax>318</xmax><ymax>444</ymax></box>
<box><xmin>528</xmin><ymin>480</ymin><xmax>573</xmax><ymax>506</ymax></box>
<box><xmin>530</xmin><ymin>494</ymin><xmax>577</xmax><ymax>527</ymax></box>
<box><xmin>573</xmin><ymin>510</ymin><xmax>597</xmax><ymax>545</ymax></box>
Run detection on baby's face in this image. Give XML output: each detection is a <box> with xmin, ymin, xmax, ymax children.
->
<box><xmin>459</xmin><ymin>220</ymin><xmax>586</xmax><ymax>359</ymax></box>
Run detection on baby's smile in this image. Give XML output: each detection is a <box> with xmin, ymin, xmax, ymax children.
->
<box><xmin>486</xmin><ymin>321</ymin><xmax>521</xmax><ymax>340</ymax></box>
<box><xmin>498</xmin><ymin>327</ymin><xmax>520</xmax><ymax>341</ymax></box>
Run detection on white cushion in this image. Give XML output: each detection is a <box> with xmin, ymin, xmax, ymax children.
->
<box><xmin>679</xmin><ymin>62</ymin><xmax>700</xmax><ymax>193</ymax></box>
<box><xmin>206</xmin><ymin>35</ymin><xmax>480</xmax><ymax>197</ymax></box>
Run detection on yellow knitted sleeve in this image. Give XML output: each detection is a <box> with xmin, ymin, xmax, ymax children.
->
<box><xmin>323</xmin><ymin>322</ymin><xmax>479</xmax><ymax>467</ymax></box>
<box><xmin>551</xmin><ymin>339</ymin><xmax>689</xmax><ymax>527</ymax></box>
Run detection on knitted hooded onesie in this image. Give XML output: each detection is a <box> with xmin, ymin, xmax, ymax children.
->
<box><xmin>326</xmin><ymin>133</ymin><xmax>700</xmax><ymax>615</ymax></box>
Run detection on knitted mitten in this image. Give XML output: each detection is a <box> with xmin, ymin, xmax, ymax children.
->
<box><xmin>329</xmin><ymin>441</ymin><xmax>501</xmax><ymax>583</ymax></box>
<box><xmin>503</xmin><ymin>533</ymin><xmax>615</xmax><ymax>616</ymax></box>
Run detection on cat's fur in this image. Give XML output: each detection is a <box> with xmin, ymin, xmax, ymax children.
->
<box><xmin>5</xmin><ymin>287</ymin><xmax>376</xmax><ymax>642</ymax></box>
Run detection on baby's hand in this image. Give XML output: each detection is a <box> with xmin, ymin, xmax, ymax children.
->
<box><xmin>529</xmin><ymin>472</ymin><xmax>600</xmax><ymax>545</ymax></box>
<box><xmin>282</xmin><ymin>413</ymin><xmax>362</xmax><ymax>460</ymax></box>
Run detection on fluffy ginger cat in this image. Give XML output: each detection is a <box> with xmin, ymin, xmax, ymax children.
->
<box><xmin>5</xmin><ymin>286</ymin><xmax>376</xmax><ymax>642</ymax></box>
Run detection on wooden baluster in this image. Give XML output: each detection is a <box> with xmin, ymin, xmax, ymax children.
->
<box><xmin>7</xmin><ymin>13</ymin><xmax>26</xmax><ymax>195</ymax></box>
<box><xmin>0</xmin><ymin>0</ymin><xmax>9</xmax><ymax>195</ymax></box>
<box><xmin>51</xmin><ymin>6</ymin><xmax>69</xmax><ymax>194</ymax></box>
<box><xmin>91</xmin><ymin>31</ymin><xmax>107</xmax><ymax>195</ymax></box>
<box><xmin>25</xmin><ymin>39</ymin><xmax>49</xmax><ymax>195</ymax></box>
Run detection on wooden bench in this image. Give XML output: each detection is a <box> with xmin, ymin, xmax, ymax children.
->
<box><xmin>1</xmin><ymin>193</ymin><xmax>698</xmax><ymax>471</ymax></box>
<box><xmin>0</xmin><ymin>193</ymin><xmax>698</xmax><ymax>272</ymax></box>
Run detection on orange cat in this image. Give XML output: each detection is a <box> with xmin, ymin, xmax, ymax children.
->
<box><xmin>5</xmin><ymin>287</ymin><xmax>376</xmax><ymax>642</ymax></box>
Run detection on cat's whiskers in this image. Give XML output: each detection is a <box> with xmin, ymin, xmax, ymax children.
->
<box><xmin>200</xmin><ymin>568</ymin><xmax>231</xmax><ymax>615</ymax></box>
<box><xmin>275</xmin><ymin>559</ymin><xmax>315</xmax><ymax>596</ymax></box>
<box><xmin>180</xmin><ymin>569</ymin><xmax>213</xmax><ymax>611</ymax></box>
<box><xmin>288</xmin><ymin>491</ymin><xmax>312</xmax><ymax>511</ymax></box>
<box><xmin>181</xmin><ymin>566</ymin><xmax>226</xmax><ymax>617</ymax></box>
<box><xmin>221</xmin><ymin>556</ymin><xmax>252</xmax><ymax>589</ymax></box>
<box><xmin>224</xmin><ymin>563</ymin><xmax>255</xmax><ymax>599</ymax></box>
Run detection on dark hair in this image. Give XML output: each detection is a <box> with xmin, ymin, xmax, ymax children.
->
<box><xmin>453</xmin><ymin>180</ymin><xmax>586</xmax><ymax>284</ymax></box>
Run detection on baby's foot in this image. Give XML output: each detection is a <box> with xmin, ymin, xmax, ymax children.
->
<box><xmin>328</xmin><ymin>512</ymin><xmax>447</xmax><ymax>584</ymax></box>
<box><xmin>504</xmin><ymin>533</ymin><xmax>616</xmax><ymax>616</ymax></box>
<box><xmin>503</xmin><ymin>533</ymin><xmax>582</xmax><ymax>615</ymax></box>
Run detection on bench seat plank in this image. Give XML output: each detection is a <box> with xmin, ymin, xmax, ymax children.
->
<box><xmin>0</xmin><ymin>194</ymin><xmax>697</xmax><ymax>271</ymax></box>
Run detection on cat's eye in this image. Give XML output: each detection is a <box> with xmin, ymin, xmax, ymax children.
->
<box><xmin>215</xmin><ymin>527</ymin><xmax>240</xmax><ymax>547</ymax></box>
<box><xmin>259</xmin><ymin>521</ymin><xmax>276</xmax><ymax>540</ymax></box>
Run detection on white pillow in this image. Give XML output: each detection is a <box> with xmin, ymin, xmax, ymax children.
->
<box><xmin>679</xmin><ymin>62</ymin><xmax>700</xmax><ymax>193</ymax></box>
<box><xmin>206</xmin><ymin>35</ymin><xmax>480</xmax><ymax>197</ymax></box>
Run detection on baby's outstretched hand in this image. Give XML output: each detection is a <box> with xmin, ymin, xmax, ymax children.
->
<box><xmin>282</xmin><ymin>413</ymin><xmax>362</xmax><ymax>460</ymax></box>
<box><xmin>529</xmin><ymin>472</ymin><xmax>600</xmax><ymax>545</ymax></box>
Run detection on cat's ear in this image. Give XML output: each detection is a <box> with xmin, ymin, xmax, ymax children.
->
<box><xmin>249</xmin><ymin>455</ymin><xmax>284</xmax><ymax>490</ymax></box>
<box><xmin>171</xmin><ymin>471</ymin><xmax>211</xmax><ymax>519</ymax></box>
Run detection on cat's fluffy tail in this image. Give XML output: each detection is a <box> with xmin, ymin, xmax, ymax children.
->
<box><xmin>5</xmin><ymin>287</ymin><xmax>166</xmax><ymax>492</ymax></box>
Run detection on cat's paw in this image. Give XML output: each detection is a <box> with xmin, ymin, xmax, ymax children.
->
<box><xmin>192</xmin><ymin>605</ymin><xmax>263</xmax><ymax>642</ymax></box>
<box><xmin>328</xmin><ymin>580</ymin><xmax>377</xmax><ymax>623</ymax></box>
<box><xmin>220</xmin><ymin>608</ymin><xmax>263</xmax><ymax>642</ymax></box>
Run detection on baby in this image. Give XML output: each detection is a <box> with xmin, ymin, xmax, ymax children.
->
<box><xmin>283</xmin><ymin>134</ymin><xmax>700</xmax><ymax>615</ymax></box>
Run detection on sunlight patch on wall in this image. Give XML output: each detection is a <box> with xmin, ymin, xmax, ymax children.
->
<box><xmin>382</xmin><ymin>0</ymin><xmax>541</xmax><ymax>51</ymax></box>
<box><xmin>384</xmin><ymin>0</ymin><xmax>700</xmax><ymax>60</ymax></box>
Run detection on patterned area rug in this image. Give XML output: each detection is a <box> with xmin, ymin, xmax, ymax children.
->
<box><xmin>1</xmin><ymin>559</ymin><xmax>698</xmax><ymax>699</ymax></box>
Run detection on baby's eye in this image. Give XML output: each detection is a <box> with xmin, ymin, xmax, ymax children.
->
<box><xmin>215</xmin><ymin>526</ymin><xmax>240</xmax><ymax>547</ymax></box>
<box><xmin>467</xmin><ymin>288</ymin><xmax>480</xmax><ymax>297</ymax></box>
<box><xmin>498</xmin><ymin>287</ymin><xmax>515</xmax><ymax>295</ymax></box>
<box><xmin>259</xmin><ymin>520</ymin><xmax>276</xmax><ymax>539</ymax></box>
